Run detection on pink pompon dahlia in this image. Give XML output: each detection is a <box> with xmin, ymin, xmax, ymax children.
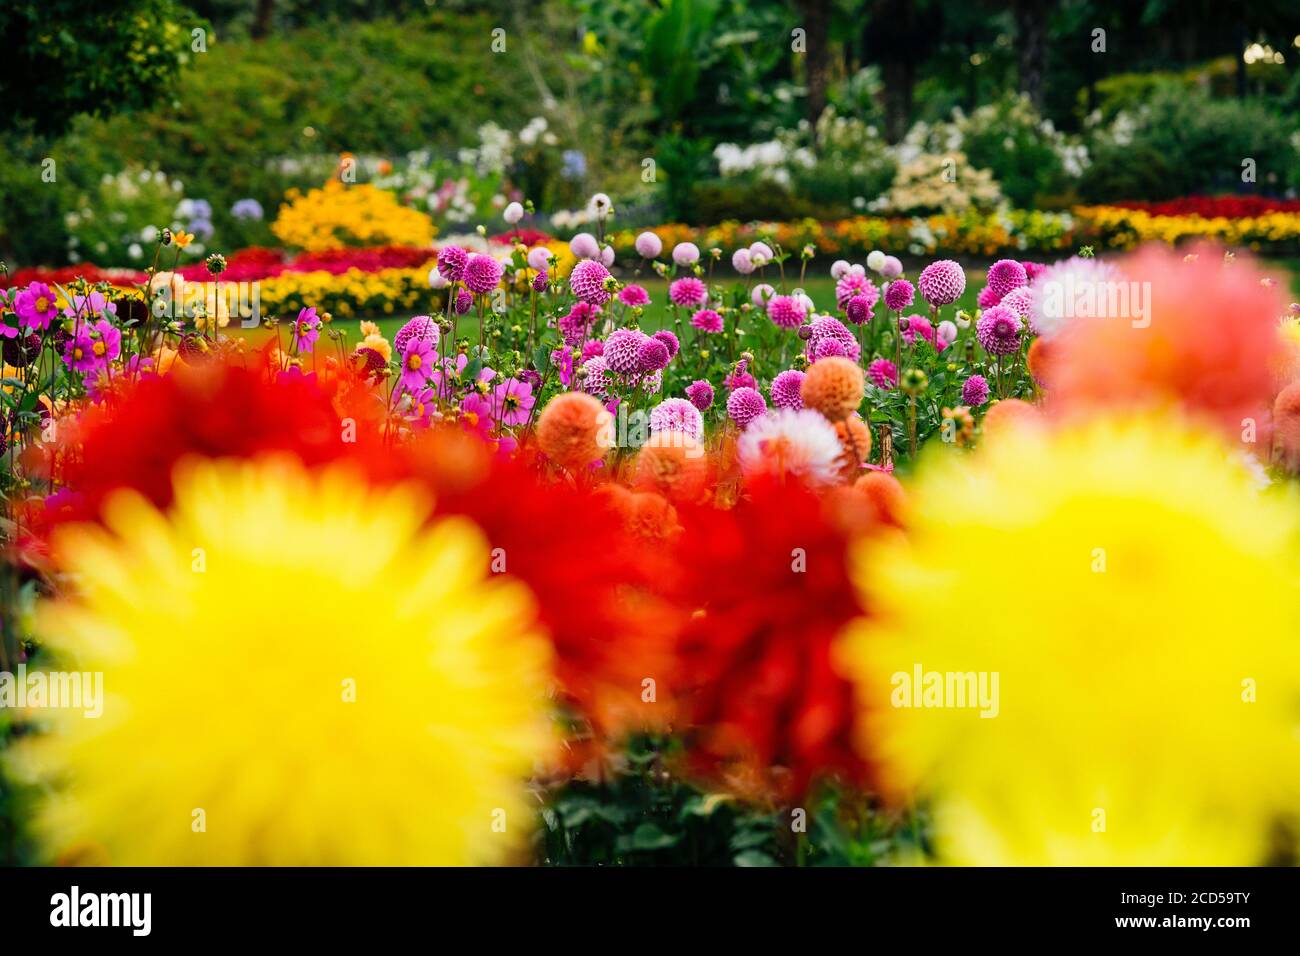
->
<box><xmin>805</xmin><ymin>315</ymin><xmax>860</xmax><ymax>363</ymax></box>
<box><xmin>770</xmin><ymin>369</ymin><xmax>806</xmax><ymax>410</ymax></box>
<box><xmin>976</xmin><ymin>305</ymin><xmax>1022</xmax><ymax>355</ymax></box>
<box><xmin>394</xmin><ymin>314</ymin><xmax>439</xmax><ymax>354</ymax></box>
<box><xmin>463</xmin><ymin>253</ymin><xmax>505</xmax><ymax>295</ymax></box>
<box><xmin>884</xmin><ymin>279</ymin><xmax>915</xmax><ymax>312</ymax></box>
<box><xmin>669</xmin><ymin>276</ymin><xmax>709</xmax><ymax>309</ymax></box>
<box><xmin>619</xmin><ymin>283</ymin><xmax>650</xmax><ymax>307</ymax></box>
<box><xmin>636</xmin><ymin>337</ymin><xmax>671</xmax><ymax>373</ymax></box>
<box><xmin>603</xmin><ymin>328</ymin><xmax>650</xmax><ymax>375</ymax></box>
<box><xmin>454</xmin><ymin>288</ymin><xmax>473</xmax><ymax>314</ymax></box>
<box><xmin>918</xmin><ymin>259</ymin><xmax>967</xmax><ymax>307</ymax></box>
<box><xmin>691</xmin><ymin>308</ymin><xmax>723</xmax><ymax>333</ymax></box>
<box><xmin>437</xmin><ymin>245</ymin><xmax>468</xmax><ymax>283</ymax></box>
<box><xmin>685</xmin><ymin>379</ymin><xmax>714</xmax><ymax>411</ymax></box>
<box><xmin>835</xmin><ymin>271</ymin><xmax>879</xmax><ymax>310</ymax></box>
<box><xmin>867</xmin><ymin>358</ymin><xmax>898</xmax><ymax>389</ymax></box>
<box><xmin>532</xmin><ymin>269</ymin><xmax>549</xmax><ymax>292</ymax></box>
<box><xmin>767</xmin><ymin>294</ymin><xmax>808</xmax><ymax>330</ymax></box>
<box><xmin>649</xmin><ymin>397</ymin><xmax>704</xmax><ymax>441</ymax></box>
<box><xmin>977</xmin><ymin>285</ymin><xmax>1002</xmax><ymax>309</ymax></box>
<box><xmin>961</xmin><ymin>374</ymin><xmax>990</xmax><ymax>406</ymax></box>
<box><xmin>578</xmin><ymin>356</ymin><xmax>612</xmax><ymax>398</ymax></box>
<box><xmin>569</xmin><ymin>258</ymin><xmax>612</xmax><ymax>306</ymax></box>
<box><xmin>844</xmin><ymin>294</ymin><xmax>874</xmax><ymax>326</ymax></box>
<box><xmin>986</xmin><ymin>258</ymin><xmax>1028</xmax><ymax>301</ymax></box>
<box><xmin>726</xmin><ymin>386</ymin><xmax>767</xmax><ymax>428</ymax></box>
<box><xmin>653</xmin><ymin>329</ymin><xmax>680</xmax><ymax>359</ymax></box>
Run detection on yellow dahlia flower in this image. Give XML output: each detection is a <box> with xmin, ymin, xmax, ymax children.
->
<box><xmin>838</xmin><ymin>414</ymin><xmax>1300</xmax><ymax>865</ymax></box>
<box><xmin>8</xmin><ymin>457</ymin><xmax>554</xmax><ymax>865</ymax></box>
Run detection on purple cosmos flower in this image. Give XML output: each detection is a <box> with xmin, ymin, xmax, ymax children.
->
<box><xmin>293</xmin><ymin>307</ymin><xmax>320</xmax><ymax>352</ymax></box>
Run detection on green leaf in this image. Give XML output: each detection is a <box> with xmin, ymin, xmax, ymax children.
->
<box><xmin>733</xmin><ymin>850</ymin><xmax>778</xmax><ymax>867</ymax></box>
<box><xmin>618</xmin><ymin>823</ymin><xmax>681</xmax><ymax>852</ymax></box>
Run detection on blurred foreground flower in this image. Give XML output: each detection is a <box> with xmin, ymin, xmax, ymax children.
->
<box><xmin>8</xmin><ymin>457</ymin><xmax>554</xmax><ymax>865</ymax></box>
<box><xmin>839</xmin><ymin>414</ymin><xmax>1300</xmax><ymax>865</ymax></box>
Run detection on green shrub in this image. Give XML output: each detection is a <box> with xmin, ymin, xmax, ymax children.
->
<box><xmin>1080</xmin><ymin>86</ymin><xmax>1298</xmax><ymax>202</ymax></box>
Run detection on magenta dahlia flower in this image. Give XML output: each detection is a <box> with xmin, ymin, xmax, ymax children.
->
<box><xmin>691</xmin><ymin>308</ymin><xmax>723</xmax><ymax>333</ymax></box>
<box><xmin>603</xmin><ymin>328</ymin><xmax>650</xmax><ymax>375</ymax></box>
<box><xmin>767</xmin><ymin>294</ymin><xmax>807</xmax><ymax>329</ymax></box>
<box><xmin>394</xmin><ymin>315</ymin><xmax>439</xmax><ymax>354</ymax></box>
<box><xmin>805</xmin><ymin>315</ymin><xmax>860</xmax><ymax>362</ymax></box>
<box><xmin>867</xmin><ymin>358</ymin><xmax>898</xmax><ymax>389</ymax></box>
<box><xmin>462</xmin><ymin>253</ymin><xmax>504</xmax><ymax>295</ymax></box>
<box><xmin>835</xmin><ymin>271</ymin><xmax>879</xmax><ymax>310</ymax></box>
<box><xmin>670</xmin><ymin>277</ymin><xmax>708</xmax><ymax>309</ymax></box>
<box><xmin>961</xmin><ymin>374</ymin><xmax>990</xmax><ymax>406</ymax></box>
<box><xmin>437</xmin><ymin>245</ymin><xmax>468</xmax><ymax>283</ymax></box>
<box><xmin>399</xmin><ymin>337</ymin><xmax>437</xmax><ymax>392</ymax></box>
<box><xmin>454</xmin><ymin>288</ymin><xmax>473</xmax><ymax>314</ymax></box>
<box><xmin>726</xmin><ymin>386</ymin><xmax>767</xmax><ymax>428</ymax></box>
<box><xmin>976</xmin><ymin>305</ymin><xmax>1022</xmax><ymax>355</ymax></box>
<box><xmin>845</xmin><ymin>294</ymin><xmax>874</xmax><ymax>326</ymax></box>
<box><xmin>636</xmin><ymin>337</ymin><xmax>671</xmax><ymax>373</ymax></box>
<box><xmin>619</xmin><ymin>284</ymin><xmax>650</xmax><ymax>307</ymax></box>
<box><xmin>570</xmin><ymin>258</ymin><xmax>612</xmax><ymax>306</ymax></box>
<box><xmin>653</xmin><ymin>329</ymin><xmax>680</xmax><ymax>359</ymax></box>
<box><xmin>884</xmin><ymin>279</ymin><xmax>915</xmax><ymax>312</ymax></box>
<box><xmin>918</xmin><ymin>259</ymin><xmax>967</xmax><ymax>307</ymax></box>
<box><xmin>491</xmin><ymin>377</ymin><xmax>536</xmax><ymax>427</ymax></box>
<box><xmin>62</xmin><ymin>331</ymin><xmax>97</xmax><ymax>373</ymax></box>
<box><xmin>770</xmin><ymin>369</ymin><xmax>806</xmax><ymax>410</ymax></box>
<box><xmin>649</xmin><ymin>397</ymin><xmax>704</xmax><ymax>441</ymax></box>
<box><xmin>986</xmin><ymin>259</ymin><xmax>1028</xmax><ymax>302</ymax></box>
<box><xmin>685</xmin><ymin>379</ymin><xmax>715</xmax><ymax>411</ymax></box>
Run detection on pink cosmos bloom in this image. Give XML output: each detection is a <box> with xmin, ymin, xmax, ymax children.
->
<box><xmin>293</xmin><ymin>307</ymin><xmax>320</xmax><ymax>352</ymax></box>
<box><xmin>399</xmin><ymin>338</ymin><xmax>437</xmax><ymax>392</ymax></box>
<box><xmin>15</xmin><ymin>281</ymin><xmax>59</xmax><ymax>331</ymax></box>
<box><xmin>90</xmin><ymin>319</ymin><xmax>122</xmax><ymax>368</ymax></box>
<box><xmin>62</xmin><ymin>331</ymin><xmax>97</xmax><ymax>373</ymax></box>
<box><xmin>491</xmin><ymin>377</ymin><xmax>536</xmax><ymax>427</ymax></box>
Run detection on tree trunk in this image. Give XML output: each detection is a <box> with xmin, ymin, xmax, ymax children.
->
<box><xmin>865</xmin><ymin>0</ymin><xmax>921</xmax><ymax>143</ymax></box>
<box><xmin>252</xmin><ymin>0</ymin><xmax>274</xmax><ymax>40</ymax></box>
<box><xmin>800</xmin><ymin>0</ymin><xmax>832</xmax><ymax>126</ymax></box>
<box><xmin>1014</xmin><ymin>0</ymin><xmax>1049</xmax><ymax>110</ymax></box>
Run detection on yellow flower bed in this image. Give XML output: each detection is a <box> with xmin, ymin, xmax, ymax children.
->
<box><xmin>271</xmin><ymin>181</ymin><xmax>437</xmax><ymax>252</ymax></box>
<box><xmin>258</xmin><ymin>262</ymin><xmax>443</xmax><ymax>320</ymax></box>
<box><xmin>1074</xmin><ymin>206</ymin><xmax>1300</xmax><ymax>252</ymax></box>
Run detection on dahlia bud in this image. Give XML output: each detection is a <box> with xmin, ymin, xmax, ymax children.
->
<box><xmin>205</xmin><ymin>253</ymin><xmax>227</xmax><ymax>276</ymax></box>
<box><xmin>797</xmin><ymin>324</ymin><xmax>813</xmax><ymax>340</ymax></box>
<box><xmin>902</xmin><ymin>368</ymin><xmax>928</xmax><ymax>395</ymax></box>
<box><xmin>160</xmin><ymin>228</ymin><xmax>173</xmax><ymax>246</ymax></box>
<box><xmin>740</xmin><ymin>351</ymin><xmax>754</xmax><ymax>364</ymax></box>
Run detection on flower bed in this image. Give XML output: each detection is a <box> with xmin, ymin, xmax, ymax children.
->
<box><xmin>3</xmin><ymin>201</ymin><xmax>1300</xmax><ymax>869</ymax></box>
